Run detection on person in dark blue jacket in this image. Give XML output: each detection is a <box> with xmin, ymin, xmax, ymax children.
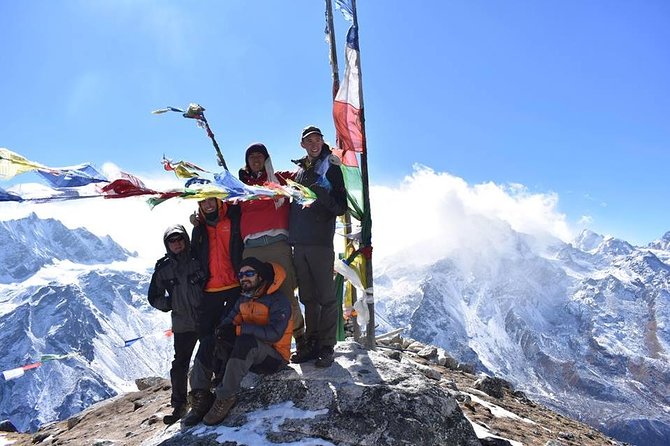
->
<box><xmin>288</xmin><ymin>125</ymin><xmax>347</xmax><ymax>368</ymax></box>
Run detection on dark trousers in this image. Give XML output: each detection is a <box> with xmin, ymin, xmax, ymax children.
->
<box><xmin>293</xmin><ymin>245</ymin><xmax>337</xmax><ymax>348</ymax></box>
<box><xmin>193</xmin><ymin>287</ymin><xmax>240</xmax><ymax>389</ymax></box>
<box><xmin>190</xmin><ymin>334</ymin><xmax>285</xmax><ymax>397</ymax></box>
<box><xmin>170</xmin><ymin>331</ymin><xmax>199</xmax><ymax>408</ymax></box>
<box><xmin>215</xmin><ymin>334</ymin><xmax>285</xmax><ymax>399</ymax></box>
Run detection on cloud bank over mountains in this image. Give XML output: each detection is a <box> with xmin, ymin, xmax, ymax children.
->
<box><xmin>372</xmin><ymin>165</ymin><xmax>575</xmax><ymax>267</ymax></box>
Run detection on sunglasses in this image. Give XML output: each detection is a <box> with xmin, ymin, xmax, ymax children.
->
<box><xmin>167</xmin><ymin>236</ymin><xmax>183</xmax><ymax>243</ymax></box>
<box><xmin>237</xmin><ymin>270</ymin><xmax>257</xmax><ymax>279</ymax></box>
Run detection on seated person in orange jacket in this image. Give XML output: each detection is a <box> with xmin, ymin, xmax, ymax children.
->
<box><xmin>183</xmin><ymin>257</ymin><xmax>292</xmax><ymax>427</ymax></box>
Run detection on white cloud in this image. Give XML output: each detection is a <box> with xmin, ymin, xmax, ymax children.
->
<box><xmin>578</xmin><ymin>215</ymin><xmax>593</xmax><ymax>226</ymax></box>
<box><xmin>370</xmin><ymin>165</ymin><xmax>573</xmax><ymax>268</ymax></box>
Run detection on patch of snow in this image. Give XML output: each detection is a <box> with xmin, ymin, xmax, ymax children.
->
<box><xmin>193</xmin><ymin>401</ymin><xmax>331</xmax><ymax>446</ymax></box>
<box><xmin>466</xmin><ymin>393</ymin><xmax>536</xmax><ymax>424</ymax></box>
<box><xmin>0</xmin><ymin>434</ymin><xmax>16</xmax><ymax>446</ymax></box>
<box><xmin>466</xmin><ymin>416</ymin><xmax>524</xmax><ymax>446</ymax></box>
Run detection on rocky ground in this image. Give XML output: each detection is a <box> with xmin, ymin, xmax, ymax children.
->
<box><xmin>0</xmin><ymin>337</ymin><xmax>627</xmax><ymax>446</ymax></box>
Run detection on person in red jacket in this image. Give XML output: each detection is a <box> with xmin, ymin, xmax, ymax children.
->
<box><xmin>238</xmin><ymin>143</ymin><xmax>306</xmax><ymax>355</ymax></box>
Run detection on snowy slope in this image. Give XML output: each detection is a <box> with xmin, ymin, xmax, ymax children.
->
<box><xmin>0</xmin><ymin>212</ymin><xmax>134</xmax><ymax>283</ymax></box>
<box><xmin>2</xmin><ymin>214</ymin><xmax>669</xmax><ymax>444</ymax></box>
<box><xmin>0</xmin><ymin>215</ymin><xmax>171</xmax><ymax>432</ymax></box>
<box><xmin>376</xmin><ymin>228</ymin><xmax>670</xmax><ymax>446</ymax></box>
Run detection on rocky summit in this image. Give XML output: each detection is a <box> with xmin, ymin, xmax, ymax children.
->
<box><xmin>0</xmin><ymin>339</ymin><xmax>624</xmax><ymax>446</ymax></box>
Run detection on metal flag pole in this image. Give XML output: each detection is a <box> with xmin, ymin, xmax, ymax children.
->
<box><xmin>350</xmin><ymin>0</ymin><xmax>376</xmax><ymax>349</ymax></box>
<box><xmin>325</xmin><ymin>0</ymin><xmax>362</xmax><ymax>343</ymax></box>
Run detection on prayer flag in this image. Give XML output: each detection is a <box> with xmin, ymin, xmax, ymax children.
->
<box><xmin>333</xmin><ymin>25</ymin><xmax>364</xmax><ymax>153</ymax></box>
<box><xmin>36</xmin><ymin>164</ymin><xmax>107</xmax><ymax>188</ymax></box>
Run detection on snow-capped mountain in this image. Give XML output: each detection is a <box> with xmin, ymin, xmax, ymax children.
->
<box><xmin>376</xmin><ymin>227</ymin><xmax>670</xmax><ymax>446</ymax></box>
<box><xmin>649</xmin><ymin>231</ymin><xmax>670</xmax><ymax>251</ymax></box>
<box><xmin>0</xmin><ymin>215</ymin><xmax>171</xmax><ymax>432</ymax></box>
<box><xmin>2</xmin><ymin>214</ymin><xmax>669</xmax><ymax>445</ymax></box>
<box><xmin>0</xmin><ymin>212</ymin><xmax>134</xmax><ymax>283</ymax></box>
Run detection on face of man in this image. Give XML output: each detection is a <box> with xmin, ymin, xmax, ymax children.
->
<box><xmin>238</xmin><ymin>267</ymin><xmax>261</xmax><ymax>291</ymax></box>
<box><xmin>247</xmin><ymin>152</ymin><xmax>266</xmax><ymax>174</ymax></box>
<box><xmin>300</xmin><ymin>133</ymin><xmax>324</xmax><ymax>160</ymax></box>
<box><xmin>199</xmin><ymin>197</ymin><xmax>218</xmax><ymax>214</ymax></box>
<box><xmin>166</xmin><ymin>234</ymin><xmax>186</xmax><ymax>255</ymax></box>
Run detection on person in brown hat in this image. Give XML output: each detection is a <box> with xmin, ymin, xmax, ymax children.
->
<box><xmin>288</xmin><ymin>125</ymin><xmax>347</xmax><ymax>368</ymax></box>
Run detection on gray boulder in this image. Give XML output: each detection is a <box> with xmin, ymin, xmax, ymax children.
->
<box><xmin>163</xmin><ymin>341</ymin><xmax>481</xmax><ymax>446</ymax></box>
<box><xmin>474</xmin><ymin>376</ymin><xmax>511</xmax><ymax>399</ymax></box>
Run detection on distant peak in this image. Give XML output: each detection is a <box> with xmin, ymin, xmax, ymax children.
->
<box><xmin>648</xmin><ymin>231</ymin><xmax>670</xmax><ymax>250</ymax></box>
<box><xmin>573</xmin><ymin>229</ymin><xmax>604</xmax><ymax>252</ymax></box>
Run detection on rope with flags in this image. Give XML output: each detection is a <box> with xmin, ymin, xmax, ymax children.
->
<box><xmin>0</xmin><ymin>148</ymin><xmax>316</xmax><ymax>208</ymax></box>
<box><xmin>121</xmin><ymin>328</ymin><xmax>174</xmax><ymax>348</ymax></box>
<box><xmin>2</xmin><ymin>353</ymin><xmax>79</xmax><ymax>381</ymax></box>
<box><xmin>0</xmin><ymin>328</ymin><xmax>177</xmax><ymax>382</ymax></box>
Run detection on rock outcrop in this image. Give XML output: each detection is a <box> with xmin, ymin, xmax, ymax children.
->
<box><xmin>0</xmin><ymin>339</ymin><xmax>626</xmax><ymax>446</ymax></box>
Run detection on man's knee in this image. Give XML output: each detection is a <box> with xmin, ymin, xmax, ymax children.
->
<box><xmin>231</xmin><ymin>334</ymin><xmax>258</xmax><ymax>360</ymax></box>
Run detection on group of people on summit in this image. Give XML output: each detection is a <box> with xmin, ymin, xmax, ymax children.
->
<box><xmin>147</xmin><ymin>125</ymin><xmax>347</xmax><ymax>426</ymax></box>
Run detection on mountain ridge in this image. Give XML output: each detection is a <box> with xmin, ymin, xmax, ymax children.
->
<box><xmin>0</xmin><ymin>212</ymin><xmax>135</xmax><ymax>283</ymax></box>
<box><xmin>1</xmin><ymin>215</ymin><xmax>668</xmax><ymax>445</ymax></box>
<box><xmin>376</xmin><ymin>226</ymin><xmax>670</xmax><ymax>446</ymax></box>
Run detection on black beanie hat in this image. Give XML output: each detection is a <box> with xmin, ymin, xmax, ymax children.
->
<box><xmin>245</xmin><ymin>143</ymin><xmax>269</xmax><ymax>169</ymax></box>
<box><xmin>239</xmin><ymin>257</ymin><xmax>274</xmax><ymax>284</ymax></box>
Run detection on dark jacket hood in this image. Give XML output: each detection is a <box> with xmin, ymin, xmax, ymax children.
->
<box><xmin>163</xmin><ymin>224</ymin><xmax>191</xmax><ymax>254</ymax></box>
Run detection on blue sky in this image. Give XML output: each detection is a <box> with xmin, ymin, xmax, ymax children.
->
<box><xmin>1</xmin><ymin>0</ymin><xmax>669</xmax><ymax>247</ymax></box>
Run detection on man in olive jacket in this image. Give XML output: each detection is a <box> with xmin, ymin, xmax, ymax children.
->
<box><xmin>148</xmin><ymin>224</ymin><xmax>206</xmax><ymax>424</ymax></box>
<box><xmin>288</xmin><ymin>125</ymin><xmax>347</xmax><ymax>368</ymax></box>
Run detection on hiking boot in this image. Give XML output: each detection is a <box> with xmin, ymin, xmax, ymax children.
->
<box><xmin>315</xmin><ymin>346</ymin><xmax>335</xmax><ymax>368</ymax></box>
<box><xmin>290</xmin><ymin>338</ymin><xmax>319</xmax><ymax>363</ymax></box>
<box><xmin>182</xmin><ymin>390</ymin><xmax>215</xmax><ymax>427</ymax></box>
<box><xmin>211</xmin><ymin>371</ymin><xmax>224</xmax><ymax>388</ymax></box>
<box><xmin>162</xmin><ymin>404</ymin><xmax>188</xmax><ymax>425</ymax></box>
<box><xmin>203</xmin><ymin>395</ymin><xmax>237</xmax><ymax>426</ymax></box>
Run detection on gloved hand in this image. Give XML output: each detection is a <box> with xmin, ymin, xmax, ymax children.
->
<box><xmin>215</xmin><ymin>323</ymin><xmax>236</xmax><ymax>348</ymax></box>
<box><xmin>214</xmin><ymin>323</ymin><xmax>236</xmax><ymax>359</ymax></box>
<box><xmin>189</xmin><ymin>211</ymin><xmax>200</xmax><ymax>226</ymax></box>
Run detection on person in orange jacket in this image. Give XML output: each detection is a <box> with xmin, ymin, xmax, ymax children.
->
<box><xmin>183</xmin><ymin>257</ymin><xmax>292</xmax><ymax>426</ymax></box>
<box><xmin>185</xmin><ymin>197</ymin><xmax>243</xmax><ymax>420</ymax></box>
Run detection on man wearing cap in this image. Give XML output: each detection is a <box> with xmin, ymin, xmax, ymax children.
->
<box><xmin>238</xmin><ymin>143</ymin><xmax>306</xmax><ymax>357</ymax></box>
<box><xmin>147</xmin><ymin>224</ymin><xmax>206</xmax><ymax>424</ymax></box>
<box><xmin>183</xmin><ymin>257</ymin><xmax>293</xmax><ymax>426</ymax></box>
<box><xmin>186</xmin><ymin>197</ymin><xmax>243</xmax><ymax>416</ymax></box>
<box><xmin>288</xmin><ymin>125</ymin><xmax>347</xmax><ymax>368</ymax></box>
